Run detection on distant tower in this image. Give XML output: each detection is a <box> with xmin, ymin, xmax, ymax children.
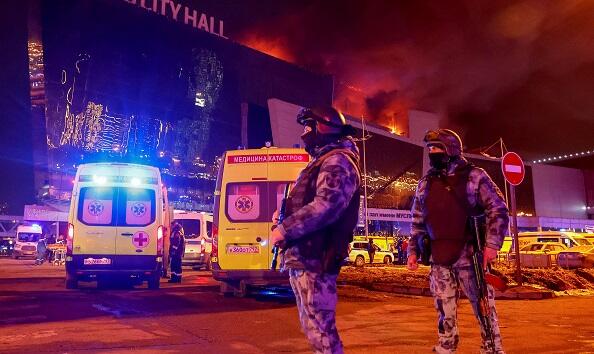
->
<box><xmin>186</xmin><ymin>48</ymin><xmax>223</xmax><ymax>161</ymax></box>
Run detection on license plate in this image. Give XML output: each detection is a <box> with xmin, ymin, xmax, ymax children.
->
<box><xmin>83</xmin><ymin>257</ymin><xmax>112</xmax><ymax>265</ymax></box>
<box><xmin>226</xmin><ymin>245</ymin><xmax>260</xmax><ymax>254</ymax></box>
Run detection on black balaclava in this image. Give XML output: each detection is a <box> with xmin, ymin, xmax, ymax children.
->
<box><xmin>429</xmin><ymin>152</ymin><xmax>449</xmax><ymax>170</ymax></box>
<box><xmin>424</xmin><ymin>129</ymin><xmax>463</xmax><ymax>171</ymax></box>
<box><xmin>300</xmin><ymin>122</ymin><xmax>342</xmax><ymax>155</ymax></box>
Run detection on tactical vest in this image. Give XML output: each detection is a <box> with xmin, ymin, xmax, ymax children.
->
<box><xmin>285</xmin><ymin>148</ymin><xmax>361</xmax><ymax>274</ymax></box>
<box><xmin>423</xmin><ymin>164</ymin><xmax>475</xmax><ymax>265</ymax></box>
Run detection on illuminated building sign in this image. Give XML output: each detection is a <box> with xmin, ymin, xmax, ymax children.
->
<box><xmin>122</xmin><ymin>0</ymin><xmax>227</xmax><ymax>38</ymax></box>
<box><xmin>358</xmin><ymin>208</ymin><xmax>413</xmax><ymax>223</ymax></box>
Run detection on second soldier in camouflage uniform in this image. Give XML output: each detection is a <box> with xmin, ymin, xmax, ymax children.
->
<box><xmin>407</xmin><ymin>129</ymin><xmax>509</xmax><ymax>354</ymax></box>
<box><xmin>270</xmin><ymin>106</ymin><xmax>361</xmax><ymax>354</ymax></box>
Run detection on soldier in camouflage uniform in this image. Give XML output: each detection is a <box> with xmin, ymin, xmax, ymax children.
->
<box><xmin>407</xmin><ymin>129</ymin><xmax>509</xmax><ymax>354</ymax></box>
<box><xmin>270</xmin><ymin>106</ymin><xmax>361</xmax><ymax>354</ymax></box>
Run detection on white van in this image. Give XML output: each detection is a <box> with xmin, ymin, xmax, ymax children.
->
<box><xmin>65</xmin><ymin>163</ymin><xmax>171</xmax><ymax>289</ymax></box>
<box><xmin>13</xmin><ymin>224</ymin><xmax>43</xmax><ymax>259</ymax></box>
<box><xmin>174</xmin><ymin>210</ymin><xmax>213</xmax><ymax>269</ymax></box>
<box><xmin>212</xmin><ymin>147</ymin><xmax>309</xmax><ymax>296</ymax></box>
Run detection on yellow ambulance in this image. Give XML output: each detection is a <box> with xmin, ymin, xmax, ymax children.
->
<box><xmin>212</xmin><ymin>147</ymin><xmax>309</xmax><ymax>296</ymax></box>
<box><xmin>65</xmin><ymin>163</ymin><xmax>171</xmax><ymax>289</ymax></box>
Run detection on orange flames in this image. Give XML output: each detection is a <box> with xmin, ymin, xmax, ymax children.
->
<box><xmin>239</xmin><ymin>35</ymin><xmax>412</xmax><ymax>136</ymax></box>
<box><xmin>240</xmin><ymin>34</ymin><xmax>295</xmax><ymax>64</ymax></box>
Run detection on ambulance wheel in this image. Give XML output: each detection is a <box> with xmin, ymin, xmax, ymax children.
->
<box><xmin>383</xmin><ymin>256</ymin><xmax>392</xmax><ymax>264</ymax></box>
<box><xmin>355</xmin><ymin>255</ymin><xmax>365</xmax><ymax>267</ymax></box>
<box><xmin>65</xmin><ymin>274</ymin><xmax>78</xmax><ymax>289</ymax></box>
<box><xmin>148</xmin><ymin>273</ymin><xmax>160</xmax><ymax>290</ymax></box>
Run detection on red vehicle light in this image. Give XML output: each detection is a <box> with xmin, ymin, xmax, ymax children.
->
<box><xmin>212</xmin><ymin>224</ymin><xmax>218</xmax><ymax>260</ymax></box>
<box><xmin>157</xmin><ymin>225</ymin><xmax>164</xmax><ymax>256</ymax></box>
<box><xmin>66</xmin><ymin>223</ymin><xmax>74</xmax><ymax>256</ymax></box>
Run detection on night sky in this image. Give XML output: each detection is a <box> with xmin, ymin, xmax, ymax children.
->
<box><xmin>201</xmin><ymin>0</ymin><xmax>594</xmax><ymax>163</ymax></box>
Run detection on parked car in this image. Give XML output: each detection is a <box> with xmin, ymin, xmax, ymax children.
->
<box><xmin>557</xmin><ymin>245</ymin><xmax>594</xmax><ymax>268</ymax></box>
<box><xmin>348</xmin><ymin>241</ymin><xmax>393</xmax><ymax>267</ymax></box>
<box><xmin>500</xmin><ymin>231</ymin><xmax>590</xmax><ymax>255</ymax></box>
<box><xmin>520</xmin><ymin>242</ymin><xmax>567</xmax><ymax>255</ymax></box>
<box><xmin>507</xmin><ymin>242</ymin><xmax>567</xmax><ymax>264</ymax></box>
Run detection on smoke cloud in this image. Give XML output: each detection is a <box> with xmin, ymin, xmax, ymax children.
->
<box><xmin>236</xmin><ymin>0</ymin><xmax>594</xmax><ymax>158</ymax></box>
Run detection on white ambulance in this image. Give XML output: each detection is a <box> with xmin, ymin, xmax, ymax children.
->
<box><xmin>13</xmin><ymin>224</ymin><xmax>43</xmax><ymax>259</ymax></box>
<box><xmin>174</xmin><ymin>210</ymin><xmax>214</xmax><ymax>270</ymax></box>
<box><xmin>212</xmin><ymin>147</ymin><xmax>309</xmax><ymax>296</ymax></box>
<box><xmin>65</xmin><ymin>163</ymin><xmax>171</xmax><ymax>289</ymax></box>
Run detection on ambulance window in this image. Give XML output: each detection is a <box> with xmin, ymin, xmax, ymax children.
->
<box><xmin>576</xmin><ymin>238</ymin><xmax>590</xmax><ymax>246</ymax></box>
<box><xmin>78</xmin><ymin>187</ymin><xmax>116</xmax><ymax>226</ymax></box>
<box><xmin>226</xmin><ymin>183</ymin><xmax>264</xmax><ymax>222</ymax></box>
<box><xmin>206</xmin><ymin>221</ymin><xmax>213</xmax><ymax>237</ymax></box>
<box><xmin>18</xmin><ymin>233</ymin><xmax>41</xmax><ymax>242</ymax></box>
<box><xmin>274</xmin><ymin>182</ymin><xmax>293</xmax><ymax>215</ymax></box>
<box><xmin>120</xmin><ymin>188</ymin><xmax>156</xmax><ymax>226</ymax></box>
<box><xmin>178</xmin><ymin>219</ymin><xmax>200</xmax><ymax>239</ymax></box>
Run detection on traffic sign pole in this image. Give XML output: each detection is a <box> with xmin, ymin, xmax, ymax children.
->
<box><xmin>501</xmin><ymin>151</ymin><xmax>525</xmax><ymax>287</ymax></box>
<box><xmin>509</xmin><ymin>185</ymin><xmax>522</xmax><ymax>285</ymax></box>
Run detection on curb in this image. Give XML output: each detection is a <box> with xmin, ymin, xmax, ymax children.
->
<box><xmin>494</xmin><ymin>288</ymin><xmax>554</xmax><ymax>300</ymax></box>
<box><xmin>343</xmin><ymin>282</ymin><xmax>555</xmax><ymax>300</ymax></box>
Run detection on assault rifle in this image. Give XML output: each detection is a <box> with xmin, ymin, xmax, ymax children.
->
<box><xmin>470</xmin><ymin>215</ymin><xmax>506</xmax><ymax>352</ymax></box>
<box><xmin>271</xmin><ymin>183</ymin><xmax>291</xmax><ymax>270</ymax></box>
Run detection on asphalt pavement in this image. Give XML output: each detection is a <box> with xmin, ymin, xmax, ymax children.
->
<box><xmin>0</xmin><ymin>257</ymin><xmax>593</xmax><ymax>353</ymax></box>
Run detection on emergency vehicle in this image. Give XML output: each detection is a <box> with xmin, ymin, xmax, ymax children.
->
<box><xmin>13</xmin><ymin>224</ymin><xmax>43</xmax><ymax>259</ymax></box>
<box><xmin>212</xmin><ymin>147</ymin><xmax>309</xmax><ymax>296</ymax></box>
<box><xmin>65</xmin><ymin>163</ymin><xmax>172</xmax><ymax>289</ymax></box>
<box><xmin>174</xmin><ymin>210</ymin><xmax>213</xmax><ymax>270</ymax></box>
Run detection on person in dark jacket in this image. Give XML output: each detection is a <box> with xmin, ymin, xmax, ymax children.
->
<box><xmin>168</xmin><ymin>222</ymin><xmax>185</xmax><ymax>283</ymax></box>
<box><xmin>367</xmin><ymin>239</ymin><xmax>378</xmax><ymax>264</ymax></box>
<box><xmin>35</xmin><ymin>236</ymin><xmax>47</xmax><ymax>265</ymax></box>
<box><xmin>270</xmin><ymin>106</ymin><xmax>361</xmax><ymax>354</ymax></box>
<box><xmin>407</xmin><ymin>129</ymin><xmax>509</xmax><ymax>354</ymax></box>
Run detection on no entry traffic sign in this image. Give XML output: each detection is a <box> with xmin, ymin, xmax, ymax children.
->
<box><xmin>501</xmin><ymin>152</ymin><xmax>525</xmax><ymax>186</ymax></box>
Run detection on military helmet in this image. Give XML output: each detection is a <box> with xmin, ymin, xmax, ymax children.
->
<box><xmin>423</xmin><ymin>129</ymin><xmax>463</xmax><ymax>157</ymax></box>
<box><xmin>296</xmin><ymin>106</ymin><xmax>353</xmax><ymax>135</ymax></box>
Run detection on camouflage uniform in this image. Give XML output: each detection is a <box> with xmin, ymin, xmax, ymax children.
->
<box><xmin>289</xmin><ymin>269</ymin><xmax>341</xmax><ymax>354</ymax></box>
<box><xmin>277</xmin><ymin>137</ymin><xmax>360</xmax><ymax>354</ymax></box>
<box><xmin>408</xmin><ymin>155</ymin><xmax>509</xmax><ymax>354</ymax></box>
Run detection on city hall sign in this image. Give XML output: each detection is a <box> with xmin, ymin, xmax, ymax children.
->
<box><xmin>122</xmin><ymin>0</ymin><xmax>227</xmax><ymax>38</ymax></box>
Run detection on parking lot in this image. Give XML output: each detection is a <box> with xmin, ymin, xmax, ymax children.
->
<box><xmin>1</xmin><ymin>257</ymin><xmax>594</xmax><ymax>353</ymax></box>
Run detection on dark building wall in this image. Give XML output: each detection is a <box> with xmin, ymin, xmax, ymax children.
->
<box><xmin>0</xmin><ymin>1</ymin><xmax>36</xmax><ymax>214</ymax></box>
<box><xmin>584</xmin><ymin>169</ymin><xmax>594</xmax><ymax>219</ymax></box>
<box><xmin>41</xmin><ymin>0</ymin><xmax>332</xmax><ymax>165</ymax></box>
<box><xmin>236</xmin><ymin>47</ymin><xmax>333</xmax><ymax>109</ymax></box>
<box><xmin>467</xmin><ymin>157</ymin><xmax>536</xmax><ymax>215</ymax></box>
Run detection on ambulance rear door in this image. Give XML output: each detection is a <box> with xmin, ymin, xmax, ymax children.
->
<box><xmin>266</xmin><ymin>149</ymin><xmax>310</xmax><ymax>264</ymax></box>
<box><xmin>73</xmin><ymin>166</ymin><xmax>121</xmax><ymax>255</ymax></box>
<box><xmin>221</xmin><ymin>180</ymin><xmax>271</xmax><ymax>270</ymax></box>
<box><xmin>115</xmin><ymin>186</ymin><xmax>159</xmax><ymax>257</ymax></box>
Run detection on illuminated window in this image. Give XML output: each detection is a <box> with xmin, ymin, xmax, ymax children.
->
<box><xmin>195</xmin><ymin>92</ymin><xmax>206</xmax><ymax>107</ymax></box>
